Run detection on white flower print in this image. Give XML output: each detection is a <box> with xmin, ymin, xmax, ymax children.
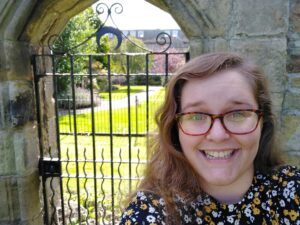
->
<box><xmin>272</xmin><ymin>190</ymin><xmax>277</xmax><ymax>196</ymax></box>
<box><xmin>217</xmin><ymin>222</ymin><xmax>224</xmax><ymax>225</ymax></box>
<box><xmin>284</xmin><ymin>218</ymin><xmax>290</xmax><ymax>225</ymax></box>
<box><xmin>159</xmin><ymin>198</ymin><xmax>165</xmax><ymax>206</ymax></box>
<box><xmin>212</xmin><ymin>211</ymin><xmax>218</xmax><ymax>218</ymax></box>
<box><xmin>196</xmin><ymin>218</ymin><xmax>203</xmax><ymax>224</ymax></box>
<box><xmin>283</xmin><ymin>188</ymin><xmax>290</xmax><ymax>199</ymax></box>
<box><xmin>228</xmin><ymin>204</ymin><xmax>235</xmax><ymax>212</ymax></box>
<box><xmin>149</xmin><ymin>206</ymin><xmax>155</xmax><ymax>213</ymax></box>
<box><xmin>279</xmin><ymin>199</ymin><xmax>285</xmax><ymax>207</ymax></box>
<box><xmin>227</xmin><ymin>215</ymin><xmax>234</xmax><ymax>223</ymax></box>
<box><xmin>261</xmin><ymin>202</ymin><xmax>267</xmax><ymax>210</ymax></box>
<box><xmin>146</xmin><ymin>215</ymin><xmax>156</xmax><ymax>223</ymax></box>
<box><xmin>247</xmin><ymin>192</ymin><xmax>253</xmax><ymax>199</ymax></box>
<box><xmin>234</xmin><ymin>220</ymin><xmax>240</xmax><ymax>225</ymax></box>
<box><xmin>244</xmin><ymin>206</ymin><xmax>252</xmax><ymax>217</ymax></box>
<box><xmin>287</xmin><ymin>180</ymin><xmax>295</xmax><ymax>188</ymax></box>
<box><xmin>257</xmin><ymin>174</ymin><xmax>263</xmax><ymax>179</ymax></box>
<box><xmin>204</xmin><ymin>198</ymin><xmax>211</xmax><ymax>205</ymax></box>
<box><xmin>184</xmin><ymin>215</ymin><xmax>192</xmax><ymax>223</ymax></box>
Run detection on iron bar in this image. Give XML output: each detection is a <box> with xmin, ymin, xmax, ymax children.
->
<box><xmin>52</xmin><ymin>54</ymin><xmax>66</xmax><ymax>225</ymax></box>
<box><xmin>107</xmin><ymin>55</ymin><xmax>116</xmax><ymax>224</ymax></box>
<box><xmin>145</xmin><ymin>54</ymin><xmax>150</xmax><ymax>160</ymax></box>
<box><xmin>88</xmin><ymin>55</ymin><xmax>99</xmax><ymax>225</ymax></box>
<box><xmin>69</xmin><ymin>55</ymin><xmax>82</xmax><ymax>223</ymax></box>
<box><xmin>126</xmin><ymin>54</ymin><xmax>133</xmax><ymax>192</ymax></box>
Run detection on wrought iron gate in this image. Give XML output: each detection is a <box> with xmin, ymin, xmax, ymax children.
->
<box><xmin>33</xmin><ymin>51</ymin><xmax>189</xmax><ymax>225</ymax></box>
<box><xmin>33</xmin><ymin>2</ymin><xmax>189</xmax><ymax>224</ymax></box>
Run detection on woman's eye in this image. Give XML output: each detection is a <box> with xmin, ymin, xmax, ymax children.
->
<box><xmin>228</xmin><ymin>111</ymin><xmax>247</xmax><ymax>121</ymax></box>
<box><xmin>188</xmin><ymin>114</ymin><xmax>205</xmax><ymax>121</ymax></box>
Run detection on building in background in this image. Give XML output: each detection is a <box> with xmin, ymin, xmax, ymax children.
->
<box><xmin>121</xmin><ymin>29</ymin><xmax>189</xmax><ymax>51</ymax></box>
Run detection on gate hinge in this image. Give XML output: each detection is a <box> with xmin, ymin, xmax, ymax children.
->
<box><xmin>39</xmin><ymin>157</ymin><xmax>61</xmax><ymax>178</ymax></box>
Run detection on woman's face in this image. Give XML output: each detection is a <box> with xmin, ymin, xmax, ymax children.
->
<box><xmin>178</xmin><ymin>69</ymin><xmax>262</xmax><ymax>198</ymax></box>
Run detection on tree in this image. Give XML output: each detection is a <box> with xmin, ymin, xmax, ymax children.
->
<box><xmin>108</xmin><ymin>35</ymin><xmax>153</xmax><ymax>74</ymax></box>
<box><xmin>52</xmin><ymin>7</ymin><xmax>110</xmax><ymax>95</ymax></box>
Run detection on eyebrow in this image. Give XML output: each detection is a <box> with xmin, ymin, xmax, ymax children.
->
<box><xmin>181</xmin><ymin>100</ymin><xmax>256</xmax><ymax>112</ymax></box>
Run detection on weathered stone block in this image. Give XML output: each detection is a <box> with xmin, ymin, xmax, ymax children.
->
<box><xmin>270</xmin><ymin>92</ymin><xmax>283</xmax><ymax>125</ymax></box>
<box><xmin>17</xmin><ymin>171</ymin><xmax>42</xmax><ymax>224</ymax></box>
<box><xmin>0</xmin><ymin>176</ymin><xmax>19</xmax><ymax>222</ymax></box>
<box><xmin>230</xmin><ymin>38</ymin><xmax>287</xmax><ymax>93</ymax></box>
<box><xmin>287</xmin><ymin>73</ymin><xmax>300</xmax><ymax>89</ymax></box>
<box><xmin>287</xmin><ymin>55</ymin><xmax>300</xmax><ymax>72</ymax></box>
<box><xmin>283</xmin><ymin>91</ymin><xmax>300</xmax><ymax>111</ymax></box>
<box><xmin>0</xmin><ymin>123</ymin><xmax>39</xmax><ymax>175</ymax></box>
<box><xmin>0</xmin><ymin>172</ymin><xmax>42</xmax><ymax>224</ymax></box>
<box><xmin>0</xmin><ymin>129</ymin><xmax>15</xmax><ymax>175</ymax></box>
<box><xmin>162</xmin><ymin>0</ymin><xmax>233</xmax><ymax>38</ymax></box>
<box><xmin>281</xmin><ymin>114</ymin><xmax>300</xmax><ymax>147</ymax></box>
<box><xmin>233</xmin><ymin>0</ymin><xmax>288</xmax><ymax>36</ymax></box>
<box><xmin>289</xmin><ymin>0</ymin><xmax>300</xmax><ymax>33</ymax></box>
<box><xmin>202</xmin><ymin>37</ymin><xmax>229</xmax><ymax>53</ymax></box>
<box><xmin>0</xmin><ymin>40</ymin><xmax>32</xmax><ymax>81</ymax></box>
<box><xmin>0</xmin><ymin>81</ymin><xmax>35</xmax><ymax>129</ymax></box>
<box><xmin>14</xmin><ymin>123</ymin><xmax>39</xmax><ymax>174</ymax></box>
<box><xmin>284</xmin><ymin>151</ymin><xmax>300</xmax><ymax>168</ymax></box>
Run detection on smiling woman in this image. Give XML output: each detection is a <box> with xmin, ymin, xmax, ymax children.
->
<box><xmin>118</xmin><ymin>52</ymin><xmax>300</xmax><ymax>225</ymax></box>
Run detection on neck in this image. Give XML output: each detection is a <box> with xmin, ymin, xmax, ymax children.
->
<box><xmin>200</xmin><ymin>168</ymin><xmax>254</xmax><ymax>204</ymax></box>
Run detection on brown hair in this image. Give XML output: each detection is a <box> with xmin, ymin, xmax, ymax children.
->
<box><xmin>130</xmin><ymin>52</ymin><xmax>284</xmax><ymax>222</ymax></box>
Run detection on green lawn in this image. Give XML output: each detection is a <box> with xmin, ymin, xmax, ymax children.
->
<box><xmin>59</xmin><ymin>87</ymin><xmax>165</xmax><ymax>134</ymax></box>
<box><xmin>57</xmin><ymin>85</ymin><xmax>165</xmax><ymax>224</ymax></box>
<box><xmin>99</xmin><ymin>85</ymin><xmax>147</xmax><ymax>100</ymax></box>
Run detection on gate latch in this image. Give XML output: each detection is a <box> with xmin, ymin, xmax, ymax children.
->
<box><xmin>39</xmin><ymin>157</ymin><xmax>61</xmax><ymax>178</ymax></box>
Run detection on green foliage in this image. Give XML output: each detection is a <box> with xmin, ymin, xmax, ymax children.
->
<box><xmin>52</xmin><ymin>7</ymin><xmax>110</xmax><ymax>96</ymax></box>
<box><xmin>108</xmin><ymin>36</ymin><xmax>153</xmax><ymax>74</ymax></box>
<box><xmin>131</xmin><ymin>75</ymin><xmax>162</xmax><ymax>85</ymax></box>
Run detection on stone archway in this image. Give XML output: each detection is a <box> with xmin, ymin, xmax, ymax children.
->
<box><xmin>1</xmin><ymin>0</ymin><xmax>300</xmax><ymax>224</ymax></box>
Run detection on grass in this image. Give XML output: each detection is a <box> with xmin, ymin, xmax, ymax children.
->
<box><xmin>99</xmin><ymin>85</ymin><xmax>147</xmax><ymax>100</ymax></box>
<box><xmin>59</xmin><ymin>87</ymin><xmax>165</xmax><ymax>134</ymax></box>
<box><xmin>56</xmin><ymin>85</ymin><xmax>165</xmax><ymax>224</ymax></box>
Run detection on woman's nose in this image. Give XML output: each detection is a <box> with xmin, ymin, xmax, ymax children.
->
<box><xmin>206</xmin><ymin>118</ymin><xmax>230</xmax><ymax>142</ymax></box>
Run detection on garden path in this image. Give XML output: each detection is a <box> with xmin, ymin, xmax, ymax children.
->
<box><xmin>67</xmin><ymin>86</ymin><xmax>162</xmax><ymax>115</ymax></box>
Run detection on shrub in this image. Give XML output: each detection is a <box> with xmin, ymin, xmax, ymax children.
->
<box><xmin>130</xmin><ymin>74</ymin><xmax>162</xmax><ymax>85</ymax></box>
<box><xmin>58</xmin><ymin>87</ymin><xmax>101</xmax><ymax>109</ymax></box>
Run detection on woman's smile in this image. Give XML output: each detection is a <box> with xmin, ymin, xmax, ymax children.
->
<box><xmin>199</xmin><ymin>149</ymin><xmax>238</xmax><ymax>160</ymax></box>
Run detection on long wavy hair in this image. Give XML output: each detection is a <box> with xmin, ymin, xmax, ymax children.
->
<box><xmin>131</xmin><ymin>52</ymin><xmax>284</xmax><ymax>221</ymax></box>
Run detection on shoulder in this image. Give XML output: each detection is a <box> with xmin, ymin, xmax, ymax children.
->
<box><xmin>270</xmin><ymin>165</ymin><xmax>300</xmax><ymax>187</ymax></box>
<box><xmin>268</xmin><ymin>165</ymin><xmax>300</xmax><ymax>206</ymax></box>
<box><xmin>119</xmin><ymin>191</ymin><xmax>166</xmax><ymax>225</ymax></box>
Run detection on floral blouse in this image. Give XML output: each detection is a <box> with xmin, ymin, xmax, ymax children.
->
<box><xmin>119</xmin><ymin>166</ymin><xmax>300</xmax><ymax>225</ymax></box>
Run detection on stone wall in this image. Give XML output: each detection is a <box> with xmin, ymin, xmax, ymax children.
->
<box><xmin>283</xmin><ymin>0</ymin><xmax>300</xmax><ymax>164</ymax></box>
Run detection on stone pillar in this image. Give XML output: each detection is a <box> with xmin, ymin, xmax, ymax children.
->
<box><xmin>0</xmin><ymin>40</ymin><xmax>42</xmax><ymax>224</ymax></box>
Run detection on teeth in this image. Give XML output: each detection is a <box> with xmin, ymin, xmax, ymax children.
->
<box><xmin>203</xmin><ymin>150</ymin><xmax>234</xmax><ymax>159</ymax></box>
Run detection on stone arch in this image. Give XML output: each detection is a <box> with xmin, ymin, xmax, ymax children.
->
<box><xmin>1</xmin><ymin>0</ymin><xmax>300</xmax><ymax>224</ymax></box>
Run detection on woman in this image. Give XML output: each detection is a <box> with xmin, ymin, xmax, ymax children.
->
<box><xmin>119</xmin><ymin>52</ymin><xmax>300</xmax><ymax>224</ymax></box>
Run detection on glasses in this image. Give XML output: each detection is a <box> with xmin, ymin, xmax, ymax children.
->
<box><xmin>176</xmin><ymin>109</ymin><xmax>263</xmax><ymax>136</ymax></box>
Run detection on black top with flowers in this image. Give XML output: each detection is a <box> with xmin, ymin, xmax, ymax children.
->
<box><xmin>119</xmin><ymin>165</ymin><xmax>300</xmax><ymax>225</ymax></box>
